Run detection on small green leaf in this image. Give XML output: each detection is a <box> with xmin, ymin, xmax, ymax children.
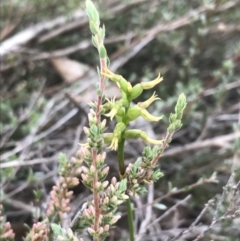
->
<box><xmin>97</xmin><ymin>89</ymin><xmax>102</xmax><ymax>96</ymax></box>
<box><xmin>89</xmin><ymin>20</ymin><xmax>99</xmax><ymax>34</ymax></box>
<box><xmin>98</xmin><ymin>44</ymin><xmax>107</xmax><ymax>58</ymax></box>
<box><xmin>59</xmin><ymin>153</ymin><xmax>68</xmax><ymax>164</ymax></box>
<box><xmin>92</xmin><ymin>35</ymin><xmax>98</xmax><ymax>48</ymax></box>
<box><xmin>51</xmin><ymin>223</ymin><xmax>64</xmax><ymax>236</ymax></box>
<box><xmin>86</xmin><ymin>0</ymin><xmax>100</xmax><ymax>23</ymax></box>
<box><xmin>33</xmin><ymin>189</ymin><xmax>42</xmax><ymax>201</ymax></box>
<box><xmin>99</xmin><ymin>25</ymin><xmax>105</xmax><ymax>39</ymax></box>
<box><xmin>106</xmin><ymin>57</ymin><xmax>110</xmax><ymax>67</ymax></box>
<box><xmin>119</xmin><ymin>178</ymin><xmax>127</xmax><ymax>191</ymax></box>
<box><xmin>97</xmin><ymin>66</ymin><xmax>100</xmax><ymax>76</ymax></box>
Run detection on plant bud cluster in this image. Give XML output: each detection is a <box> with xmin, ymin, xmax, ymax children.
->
<box><xmin>125</xmin><ymin>146</ymin><xmax>164</xmax><ymax>197</ymax></box>
<box><xmin>24</xmin><ymin>222</ymin><xmax>49</xmax><ymax>241</ymax></box>
<box><xmin>0</xmin><ymin>205</ymin><xmax>15</xmax><ymax>241</ymax></box>
<box><xmin>46</xmin><ymin>152</ymin><xmax>83</xmax><ymax>221</ymax></box>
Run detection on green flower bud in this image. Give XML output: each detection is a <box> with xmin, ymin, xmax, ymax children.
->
<box><xmin>138</xmin><ymin>92</ymin><xmax>160</xmax><ymax>109</ymax></box>
<box><xmin>140</xmin><ymin>109</ymin><xmax>163</xmax><ymax>122</ymax></box>
<box><xmin>175</xmin><ymin>93</ymin><xmax>186</xmax><ymax>111</ymax></box>
<box><xmin>141</xmin><ymin>74</ymin><xmax>163</xmax><ymax>90</ymax></box>
<box><xmin>130</xmin><ymin>83</ymin><xmax>143</xmax><ymax>100</ymax></box>
<box><xmin>174</xmin><ymin>93</ymin><xmax>187</xmax><ymax>120</ymax></box>
<box><xmin>124</xmin><ymin>129</ymin><xmax>142</xmax><ymax>139</ymax></box>
<box><xmin>126</xmin><ymin>106</ymin><xmax>141</xmax><ymax>121</ymax></box>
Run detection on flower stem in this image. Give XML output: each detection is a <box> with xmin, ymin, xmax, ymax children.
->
<box><xmin>117</xmin><ymin>137</ymin><xmax>125</xmax><ymax>177</ymax></box>
<box><xmin>126</xmin><ymin>198</ymin><xmax>135</xmax><ymax>241</ymax></box>
<box><xmin>118</xmin><ymin>136</ymin><xmax>135</xmax><ymax>241</ymax></box>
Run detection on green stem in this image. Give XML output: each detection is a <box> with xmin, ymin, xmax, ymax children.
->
<box><xmin>126</xmin><ymin>198</ymin><xmax>135</xmax><ymax>241</ymax></box>
<box><xmin>118</xmin><ymin>136</ymin><xmax>135</xmax><ymax>241</ymax></box>
<box><xmin>117</xmin><ymin>137</ymin><xmax>125</xmax><ymax>177</ymax></box>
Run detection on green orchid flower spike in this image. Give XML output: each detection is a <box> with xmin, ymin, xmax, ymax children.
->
<box><xmin>100</xmin><ymin>66</ymin><xmax>166</xmax><ymax>151</ymax></box>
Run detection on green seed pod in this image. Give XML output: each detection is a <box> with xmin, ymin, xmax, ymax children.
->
<box><xmin>118</xmin><ymin>77</ymin><xmax>131</xmax><ymax>93</ymax></box>
<box><xmin>116</xmin><ymin>115</ymin><xmax>123</xmax><ymax>123</ymax></box>
<box><xmin>117</xmin><ymin>108</ymin><xmax>124</xmax><ymax>117</ymax></box>
<box><xmin>124</xmin><ymin>129</ymin><xmax>163</xmax><ymax>145</ymax></box>
<box><xmin>114</xmin><ymin>122</ymin><xmax>126</xmax><ymax>134</ymax></box>
<box><xmin>130</xmin><ymin>83</ymin><xmax>143</xmax><ymax>100</ymax></box>
<box><xmin>126</xmin><ymin>106</ymin><xmax>141</xmax><ymax>121</ymax></box>
<box><xmin>124</xmin><ymin>129</ymin><xmax>142</xmax><ymax>139</ymax></box>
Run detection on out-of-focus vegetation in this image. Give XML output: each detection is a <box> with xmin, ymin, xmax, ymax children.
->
<box><xmin>0</xmin><ymin>0</ymin><xmax>240</xmax><ymax>240</ymax></box>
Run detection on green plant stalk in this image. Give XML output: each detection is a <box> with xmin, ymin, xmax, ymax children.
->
<box><xmin>117</xmin><ymin>136</ymin><xmax>125</xmax><ymax>177</ymax></box>
<box><xmin>118</xmin><ymin>135</ymin><xmax>135</xmax><ymax>241</ymax></box>
<box><xmin>126</xmin><ymin>198</ymin><xmax>135</xmax><ymax>241</ymax></box>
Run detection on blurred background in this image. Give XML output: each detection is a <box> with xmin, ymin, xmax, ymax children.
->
<box><xmin>0</xmin><ymin>0</ymin><xmax>240</xmax><ymax>240</ymax></box>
